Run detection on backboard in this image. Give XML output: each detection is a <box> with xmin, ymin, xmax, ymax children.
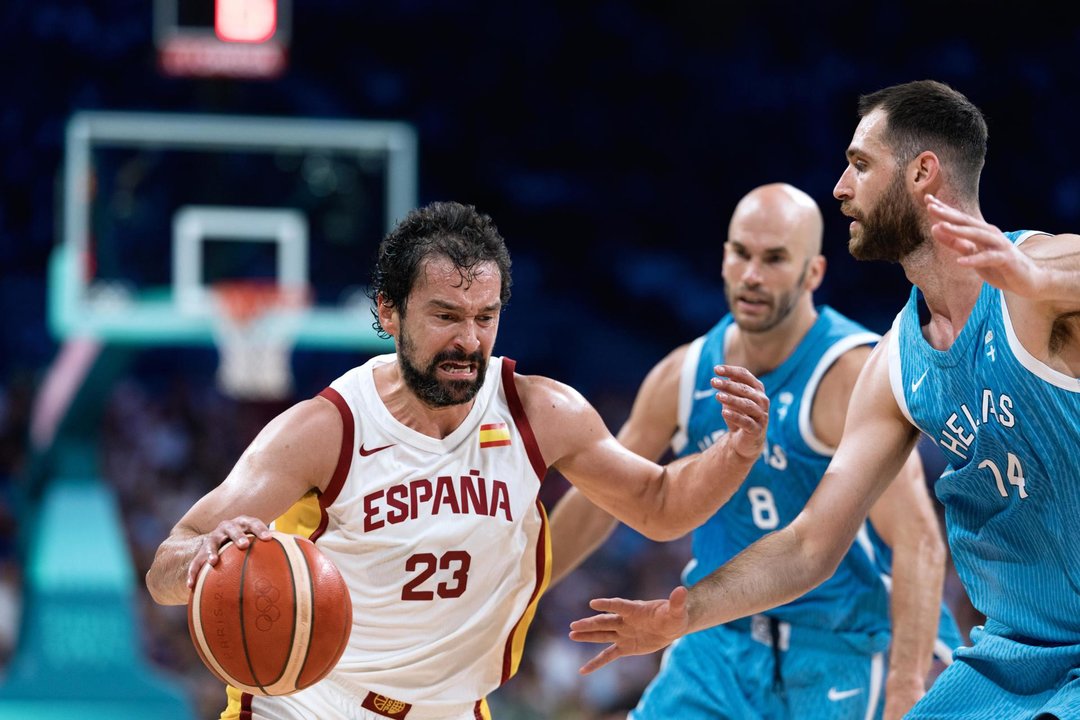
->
<box><xmin>51</xmin><ymin>110</ymin><xmax>416</xmax><ymax>352</ymax></box>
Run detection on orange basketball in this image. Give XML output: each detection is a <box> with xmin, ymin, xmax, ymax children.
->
<box><xmin>187</xmin><ymin>531</ymin><xmax>352</xmax><ymax>696</ymax></box>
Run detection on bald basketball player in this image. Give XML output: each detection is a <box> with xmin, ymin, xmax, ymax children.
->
<box><xmin>551</xmin><ymin>184</ymin><xmax>960</xmax><ymax>719</ymax></box>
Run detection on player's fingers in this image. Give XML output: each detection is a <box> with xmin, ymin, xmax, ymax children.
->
<box><xmin>722</xmin><ymin>407</ymin><xmax>766</xmax><ymax>436</ymax></box>
<box><xmin>218</xmin><ymin>517</ymin><xmax>271</xmax><ymax>547</ymax></box>
<box><xmin>578</xmin><ymin>644</ymin><xmax>623</xmax><ymax>675</ymax></box>
<box><xmin>567</xmin><ymin>628</ymin><xmax>622</xmax><ymax>644</ymax></box>
<box><xmin>588</xmin><ymin>596</ymin><xmax>642</xmax><ymax>615</ymax></box>
<box><xmin>187</xmin><ymin>559</ymin><xmax>201</xmax><ymax>588</ymax></box>
<box><xmin>569</xmin><ymin>613</ymin><xmax>618</xmax><ymax>633</ymax></box>
<box><xmin>925</xmin><ymin>194</ymin><xmax>982</xmax><ymax>224</ymax></box>
<box><xmin>714</xmin><ymin>365</ymin><xmax>765</xmax><ymax>392</ymax></box>
<box><xmin>230</xmin><ymin>530</ymin><xmax>253</xmax><ymax>548</ymax></box>
<box><xmin>956</xmin><ymin>250</ymin><xmax>1010</xmax><ymax>267</ymax></box>
<box><xmin>932</xmin><ymin>218</ymin><xmax>1005</xmax><ymax>247</ymax></box>
<box><xmin>668</xmin><ymin>586</ymin><xmax>688</xmax><ymax>613</ymax></box>
<box><xmin>716</xmin><ymin>391</ymin><xmax>769</xmax><ymax>424</ymax></box>
<box><xmin>712</xmin><ymin>373</ymin><xmax>769</xmax><ymax>409</ymax></box>
<box><xmin>712</xmin><ymin>375</ymin><xmax>763</xmax><ymax>400</ymax></box>
<box><xmin>930</xmin><ymin>229</ymin><xmax>978</xmax><ymax>255</ymax></box>
<box><xmin>240</xmin><ymin>517</ymin><xmax>273</xmax><ymax>540</ymax></box>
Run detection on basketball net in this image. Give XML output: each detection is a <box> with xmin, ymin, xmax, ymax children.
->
<box><xmin>210</xmin><ymin>281</ymin><xmax>310</xmax><ymax>401</ymax></box>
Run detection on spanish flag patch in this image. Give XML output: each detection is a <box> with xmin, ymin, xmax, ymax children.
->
<box><xmin>479</xmin><ymin>422</ymin><xmax>511</xmax><ymax>448</ymax></box>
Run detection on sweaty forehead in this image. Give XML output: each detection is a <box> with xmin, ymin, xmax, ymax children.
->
<box><xmin>414</xmin><ymin>256</ymin><xmax>501</xmax><ymax>300</ymax></box>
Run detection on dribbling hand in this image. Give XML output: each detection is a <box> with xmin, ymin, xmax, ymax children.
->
<box><xmin>187</xmin><ymin>516</ymin><xmax>273</xmax><ymax>589</ymax></box>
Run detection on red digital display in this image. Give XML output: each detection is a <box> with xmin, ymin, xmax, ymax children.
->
<box><xmin>215</xmin><ymin>0</ymin><xmax>277</xmax><ymax>43</ymax></box>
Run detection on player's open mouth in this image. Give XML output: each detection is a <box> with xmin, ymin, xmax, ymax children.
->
<box><xmin>439</xmin><ymin>362</ymin><xmax>476</xmax><ymax>376</ymax></box>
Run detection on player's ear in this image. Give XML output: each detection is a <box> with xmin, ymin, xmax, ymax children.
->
<box><xmin>910</xmin><ymin>150</ymin><xmax>940</xmax><ymax>191</ymax></box>
<box><xmin>806</xmin><ymin>255</ymin><xmax>826</xmax><ymax>293</ymax></box>
<box><xmin>377</xmin><ymin>293</ymin><xmax>400</xmax><ymax>338</ymax></box>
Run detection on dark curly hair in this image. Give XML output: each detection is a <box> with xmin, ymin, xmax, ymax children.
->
<box><xmin>367</xmin><ymin>201</ymin><xmax>513</xmax><ymax>338</ymax></box>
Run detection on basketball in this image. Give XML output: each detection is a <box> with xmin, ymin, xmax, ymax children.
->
<box><xmin>187</xmin><ymin>531</ymin><xmax>352</xmax><ymax>696</ymax></box>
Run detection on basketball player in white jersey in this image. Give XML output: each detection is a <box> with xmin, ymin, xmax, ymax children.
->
<box><xmin>146</xmin><ymin>201</ymin><xmax>770</xmax><ymax>720</ymax></box>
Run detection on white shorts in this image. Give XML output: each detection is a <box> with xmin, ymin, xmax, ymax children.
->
<box><xmin>240</xmin><ymin>678</ymin><xmax>487</xmax><ymax>720</ymax></box>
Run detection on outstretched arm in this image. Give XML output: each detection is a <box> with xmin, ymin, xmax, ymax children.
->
<box><xmin>569</xmin><ymin>339</ymin><xmax>920</xmax><ymax>673</ymax></box>
<box><xmin>526</xmin><ymin>364</ymin><xmax>767</xmax><ymax>543</ymax></box>
<box><xmin>548</xmin><ymin>346</ymin><xmax>687</xmax><ymax>585</ymax></box>
<box><xmin>145</xmin><ymin>397</ymin><xmax>341</xmax><ymax>605</ymax></box>
<box><xmin>867</xmin><ymin>451</ymin><xmax>946</xmax><ymax>720</ymax></box>
<box><xmin>809</xmin><ymin>343</ymin><xmax>947</xmax><ymax>719</ymax></box>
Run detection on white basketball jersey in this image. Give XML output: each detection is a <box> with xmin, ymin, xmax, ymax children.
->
<box><xmin>257</xmin><ymin>354</ymin><xmax>550</xmax><ymax>715</ymax></box>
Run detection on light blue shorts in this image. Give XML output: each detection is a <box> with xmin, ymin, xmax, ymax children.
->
<box><xmin>907</xmin><ymin>620</ymin><xmax>1080</xmax><ymax>720</ymax></box>
<box><xmin>629</xmin><ymin>616</ymin><xmax>889</xmax><ymax>720</ymax></box>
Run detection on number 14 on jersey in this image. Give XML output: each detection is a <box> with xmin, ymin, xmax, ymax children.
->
<box><xmin>978</xmin><ymin>453</ymin><xmax>1028</xmax><ymax>499</ymax></box>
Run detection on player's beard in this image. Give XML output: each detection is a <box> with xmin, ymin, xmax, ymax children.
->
<box><xmin>848</xmin><ymin>173</ymin><xmax>926</xmax><ymax>263</ymax></box>
<box><xmin>725</xmin><ymin>262</ymin><xmax>807</xmax><ymax>334</ymax></box>
<box><xmin>398</xmin><ymin>329</ymin><xmax>487</xmax><ymax>408</ymax></box>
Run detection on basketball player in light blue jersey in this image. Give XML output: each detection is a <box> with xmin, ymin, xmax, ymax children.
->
<box><xmin>569</xmin><ymin>81</ymin><xmax>1080</xmax><ymax>720</ymax></box>
<box><xmin>551</xmin><ymin>183</ymin><xmax>961</xmax><ymax>719</ymax></box>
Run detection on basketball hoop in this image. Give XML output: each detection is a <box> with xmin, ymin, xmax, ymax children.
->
<box><xmin>210</xmin><ymin>281</ymin><xmax>310</xmax><ymax>401</ymax></box>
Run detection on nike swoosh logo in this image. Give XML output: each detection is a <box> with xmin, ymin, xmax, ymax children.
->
<box><xmin>693</xmin><ymin>388</ymin><xmax>717</xmax><ymax>401</ymax></box>
<box><xmin>358</xmin><ymin>443</ymin><xmax>395</xmax><ymax>457</ymax></box>
<box><xmin>910</xmin><ymin>369</ymin><xmax>929</xmax><ymax>393</ymax></box>
<box><xmin>827</xmin><ymin>687</ymin><xmax>863</xmax><ymax>702</ymax></box>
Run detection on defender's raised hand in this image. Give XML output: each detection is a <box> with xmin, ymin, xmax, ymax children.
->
<box><xmin>926</xmin><ymin>194</ymin><xmax>1043</xmax><ymax>297</ymax></box>
<box><xmin>568</xmin><ymin>586</ymin><xmax>690</xmax><ymax>674</ymax></box>
<box><xmin>710</xmin><ymin>365</ymin><xmax>769</xmax><ymax>460</ymax></box>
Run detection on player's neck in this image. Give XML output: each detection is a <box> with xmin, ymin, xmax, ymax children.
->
<box><xmin>374</xmin><ymin>363</ymin><xmax>475</xmax><ymax>438</ymax></box>
<box><xmin>726</xmin><ymin>306</ymin><xmax>818</xmax><ymax>376</ymax></box>
<box><xmin>903</xmin><ymin>242</ymin><xmax>984</xmax><ymax>350</ymax></box>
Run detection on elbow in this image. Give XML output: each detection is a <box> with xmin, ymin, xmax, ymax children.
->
<box><xmin>145</xmin><ymin>567</ymin><xmax>169</xmax><ymax>606</ymax></box>
<box><xmin>636</xmin><ymin>498</ymin><xmax>702</xmax><ymax>542</ymax></box>
<box><xmin>631</xmin><ymin>507</ymin><xmax>694</xmax><ymax>542</ymax></box>
<box><xmin>636</xmin><ymin>471</ymin><xmax>739</xmax><ymax>542</ymax></box>
<box><xmin>793</xmin><ymin>520</ymin><xmax>849</xmax><ymax>589</ymax></box>
<box><xmin>145</xmin><ymin>559</ymin><xmax>187</xmax><ymax>606</ymax></box>
<box><xmin>803</xmin><ymin>547</ymin><xmax>844</xmax><ymax>590</ymax></box>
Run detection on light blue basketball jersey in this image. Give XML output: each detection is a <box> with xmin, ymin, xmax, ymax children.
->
<box><xmin>632</xmin><ymin>306</ymin><xmax>963</xmax><ymax>720</ymax></box>
<box><xmin>888</xmin><ymin>230</ymin><xmax>1080</xmax><ymax>645</ymax></box>
<box><xmin>676</xmin><ymin>306</ymin><xmax>890</xmax><ymax>637</ymax></box>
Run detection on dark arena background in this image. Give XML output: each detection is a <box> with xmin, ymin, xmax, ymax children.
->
<box><xmin>2</xmin><ymin>2</ymin><xmax>1080</xmax><ymax>718</ymax></box>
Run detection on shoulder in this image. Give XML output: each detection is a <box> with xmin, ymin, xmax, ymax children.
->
<box><xmin>237</xmin><ymin>395</ymin><xmax>345</xmax><ymax>495</ymax></box>
<box><xmin>513</xmin><ymin>373</ymin><xmax>591</xmax><ymax>421</ymax></box>
<box><xmin>1015</xmin><ymin>231</ymin><xmax>1079</xmax><ymax>257</ymax></box>
<box><xmin>643</xmin><ymin>342</ymin><xmax>694</xmax><ymax>389</ymax></box>
<box><xmin>809</xmin><ymin>343</ymin><xmax>873</xmax><ymax>447</ymax></box>
<box><xmin>511</xmin><ymin>373</ymin><xmax>612</xmax><ymax>466</ymax></box>
<box><xmin>809</xmin><ymin>316</ymin><xmax>879</xmax><ymax>404</ymax></box>
<box><xmin>261</xmin><ymin>395</ymin><xmax>345</xmax><ymax>447</ymax></box>
<box><xmin>817</xmin><ymin>344</ymin><xmax>873</xmax><ymax>398</ymax></box>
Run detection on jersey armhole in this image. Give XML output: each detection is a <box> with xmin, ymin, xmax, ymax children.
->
<box><xmin>671</xmin><ymin>335</ymin><xmax>706</xmax><ymax>455</ymax></box>
<box><xmin>798</xmin><ymin>332</ymin><xmax>880</xmax><ymax>456</ymax></box>
<box><xmin>885</xmin><ymin>313</ymin><xmax>917</xmax><ymax>428</ymax></box>
<box><xmin>500</xmin><ymin>358</ymin><xmax>549</xmax><ymax>482</ymax></box>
